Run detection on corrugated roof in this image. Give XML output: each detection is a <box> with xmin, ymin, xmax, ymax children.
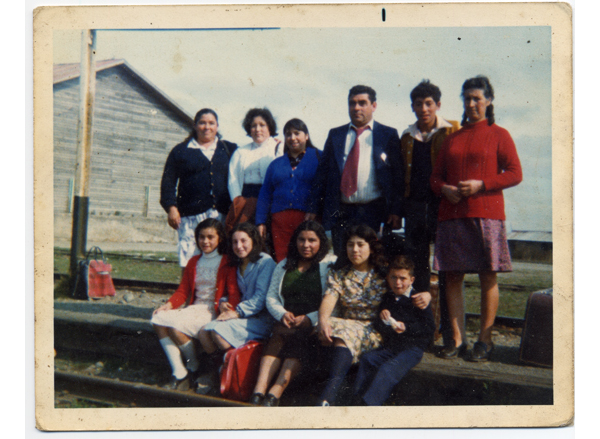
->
<box><xmin>507</xmin><ymin>230</ymin><xmax>552</xmax><ymax>243</ymax></box>
<box><xmin>53</xmin><ymin>58</ymin><xmax>194</xmax><ymax>126</ymax></box>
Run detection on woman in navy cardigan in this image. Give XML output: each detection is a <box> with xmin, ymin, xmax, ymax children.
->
<box><xmin>255</xmin><ymin>119</ymin><xmax>321</xmax><ymax>262</ymax></box>
<box><xmin>160</xmin><ymin>108</ymin><xmax>237</xmax><ymax>268</ymax></box>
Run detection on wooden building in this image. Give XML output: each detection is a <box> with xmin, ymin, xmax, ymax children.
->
<box><xmin>507</xmin><ymin>230</ymin><xmax>553</xmax><ymax>264</ymax></box>
<box><xmin>53</xmin><ymin>59</ymin><xmax>194</xmax><ymax>219</ymax></box>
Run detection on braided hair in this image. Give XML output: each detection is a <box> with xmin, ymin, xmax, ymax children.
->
<box><xmin>460</xmin><ymin>75</ymin><xmax>495</xmax><ymax>126</ymax></box>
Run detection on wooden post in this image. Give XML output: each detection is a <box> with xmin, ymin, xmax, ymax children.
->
<box><xmin>143</xmin><ymin>186</ymin><xmax>151</xmax><ymax>217</ymax></box>
<box><xmin>70</xmin><ymin>30</ymin><xmax>97</xmax><ymax>281</ymax></box>
<box><xmin>67</xmin><ymin>178</ymin><xmax>74</xmax><ymax>213</ymax></box>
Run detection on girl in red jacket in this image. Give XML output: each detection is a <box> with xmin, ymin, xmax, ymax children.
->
<box><xmin>151</xmin><ymin>218</ymin><xmax>239</xmax><ymax>390</ymax></box>
<box><xmin>430</xmin><ymin>76</ymin><xmax>522</xmax><ymax>362</ymax></box>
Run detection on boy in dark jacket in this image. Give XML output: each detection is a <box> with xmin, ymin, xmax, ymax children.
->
<box><xmin>352</xmin><ymin>256</ymin><xmax>435</xmax><ymax>406</ymax></box>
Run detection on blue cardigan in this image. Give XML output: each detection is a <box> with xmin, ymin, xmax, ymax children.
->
<box><xmin>255</xmin><ymin>147</ymin><xmax>320</xmax><ymax>225</ymax></box>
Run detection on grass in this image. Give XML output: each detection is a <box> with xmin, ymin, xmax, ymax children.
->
<box><xmin>55</xmin><ymin>397</ymin><xmax>119</xmax><ymax>409</ymax></box>
<box><xmin>54</xmin><ymin>249</ymin><xmax>182</xmax><ymax>284</ymax></box>
<box><xmin>464</xmin><ymin>270</ymin><xmax>552</xmax><ymax>319</ymax></box>
<box><xmin>54</xmin><ymin>248</ymin><xmax>552</xmax><ymax>319</ymax></box>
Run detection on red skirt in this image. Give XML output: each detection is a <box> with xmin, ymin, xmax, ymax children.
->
<box><xmin>271</xmin><ymin>209</ymin><xmax>306</xmax><ymax>262</ymax></box>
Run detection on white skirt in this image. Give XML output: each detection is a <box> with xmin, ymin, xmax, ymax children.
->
<box><xmin>150</xmin><ymin>303</ymin><xmax>216</xmax><ymax>338</ymax></box>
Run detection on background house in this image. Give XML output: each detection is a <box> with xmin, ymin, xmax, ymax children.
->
<box><xmin>53</xmin><ymin>59</ymin><xmax>194</xmax><ymax>246</ymax></box>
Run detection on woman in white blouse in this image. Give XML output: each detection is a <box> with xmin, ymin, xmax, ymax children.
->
<box><xmin>225</xmin><ymin>108</ymin><xmax>283</xmax><ymax>232</ymax></box>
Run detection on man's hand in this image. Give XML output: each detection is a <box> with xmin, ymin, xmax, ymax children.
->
<box><xmin>167</xmin><ymin>206</ymin><xmax>181</xmax><ymax>230</ymax></box>
<box><xmin>304</xmin><ymin>213</ymin><xmax>317</xmax><ymax>221</ymax></box>
<box><xmin>387</xmin><ymin>214</ymin><xmax>401</xmax><ymax>230</ymax></box>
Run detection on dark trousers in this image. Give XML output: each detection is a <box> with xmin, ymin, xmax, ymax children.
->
<box><xmin>404</xmin><ymin>198</ymin><xmax>451</xmax><ymax>343</ymax></box>
<box><xmin>353</xmin><ymin>346</ymin><xmax>424</xmax><ymax>406</ymax></box>
<box><xmin>331</xmin><ymin>197</ymin><xmax>387</xmax><ymax>256</ymax></box>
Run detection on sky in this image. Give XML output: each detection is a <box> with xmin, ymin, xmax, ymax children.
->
<box><xmin>53</xmin><ymin>25</ymin><xmax>552</xmax><ymax>232</ymax></box>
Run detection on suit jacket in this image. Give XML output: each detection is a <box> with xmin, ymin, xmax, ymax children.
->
<box><xmin>308</xmin><ymin>121</ymin><xmax>403</xmax><ymax>230</ymax></box>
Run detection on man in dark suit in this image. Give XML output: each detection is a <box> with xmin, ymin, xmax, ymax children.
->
<box><xmin>307</xmin><ymin>85</ymin><xmax>404</xmax><ymax>256</ymax></box>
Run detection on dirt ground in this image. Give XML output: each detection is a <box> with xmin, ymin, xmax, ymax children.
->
<box><xmin>54</xmin><ymin>213</ymin><xmax>177</xmax><ymax>246</ymax></box>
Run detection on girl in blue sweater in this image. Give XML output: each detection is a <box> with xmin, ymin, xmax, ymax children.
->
<box><xmin>256</xmin><ymin>119</ymin><xmax>321</xmax><ymax>262</ymax></box>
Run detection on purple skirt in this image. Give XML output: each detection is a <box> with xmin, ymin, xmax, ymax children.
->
<box><xmin>433</xmin><ymin>218</ymin><xmax>512</xmax><ymax>273</ymax></box>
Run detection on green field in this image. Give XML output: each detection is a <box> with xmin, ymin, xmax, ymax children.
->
<box><xmin>54</xmin><ymin>249</ymin><xmax>552</xmax><ymax>319</ymax></box>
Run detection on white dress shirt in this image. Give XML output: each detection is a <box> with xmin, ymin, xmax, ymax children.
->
<box><xmin>341</xmin><ymin>119</ymin><xmax>382</xmax><ymax>204</ymax></box>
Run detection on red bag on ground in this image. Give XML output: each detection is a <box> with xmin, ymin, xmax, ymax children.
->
<box><xmin>72</xmin><ymin>246</ymin><xmax>116</xmax><ymax>300</ymax></box>
<box><xmin>220</xmin><ymin>340</ymin><xmax>264</xmax><ymax>401</ymax></box>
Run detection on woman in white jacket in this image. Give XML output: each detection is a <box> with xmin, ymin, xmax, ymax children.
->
<box><xmin>249</xmin><ymin>221</ymin><xmax>335</xmax><ymax>406</ymax></box>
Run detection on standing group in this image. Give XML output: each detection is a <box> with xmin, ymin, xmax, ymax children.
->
<box><xmin>152</xmin><ymin>75</ymin><xmax>523</xmax><ymax>404</ymax></box>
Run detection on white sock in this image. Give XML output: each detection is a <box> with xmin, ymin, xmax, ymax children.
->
<box><xmin>159</xmin><ymin>337</ymin><xmax>188</xmax><ymax>379</ymax></box>
<box><xmin>179</xmin><ymin>340</ymin><xmax>200</xmax><ymax>372</ymax></box>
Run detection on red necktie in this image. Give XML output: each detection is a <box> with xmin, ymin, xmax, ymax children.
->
<box><xmin>340</xmin><ymin>126</ymin><xmax>368</xmax><ymax>198</ymax></box>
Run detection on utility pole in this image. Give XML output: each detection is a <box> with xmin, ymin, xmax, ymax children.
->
<box><xmin>70</xmin><ymin>29</ymin><xmax>97</xmax><ymax>281</ymax></box>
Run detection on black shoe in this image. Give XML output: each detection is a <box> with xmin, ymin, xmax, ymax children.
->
<box><xmin>468</xmin><ymin>341</ymin><xmax>494</xmax><ymax>362</ymax></box>
<box><xmin>195</xmin><ymin>371</ymin><xmax>219</xmax><ymax>395</ymax></box>
<box><xmin>249</xmin><ymin>392</ymin><xmax>265</xmax><ymax>406</ymax></box>
<box><xmin>163</xmin><ymin>373</ymin><xmax>190</xmax><ymax>391</ymax></box>
<box><xmin>437</xmin><ymin>340</ymin><xmax>468</xmax><ymax>359</ymax></box>
<box><xmin>262</xmin><ymin>393</ymin><xmax>280</xmax><ymax>407</ymax></box>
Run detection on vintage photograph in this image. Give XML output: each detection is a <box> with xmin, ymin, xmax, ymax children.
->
<box><xmin>34</xmin><ymin>3</ymin><xmax>572</xmax><ymax>431</ymax></box>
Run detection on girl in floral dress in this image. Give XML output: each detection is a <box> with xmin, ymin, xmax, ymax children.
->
<box><xmin>316</xmin><ymin>224</ymin><xmax>388</xmax><ymax>406</ymax></box>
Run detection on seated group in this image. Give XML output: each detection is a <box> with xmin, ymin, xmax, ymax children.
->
<box><xmin>151</xmin><ymin>218</ymin><xmax>434</xmax><ymax>407</ymax></box>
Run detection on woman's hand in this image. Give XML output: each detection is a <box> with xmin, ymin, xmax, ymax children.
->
<box><xmin>317</xmin><ymin>320</ymin><xmax>333</xmax><ymax>346</ymax></box>
<box><xmin>393</xmin><ymin>321</ymin><xmax>406</xmax><ymax>333</ymax></box>
<box><xmin>380</xmin><ymin>309</ymin><xmax>391</xmax><ymax>322</ymax></box>
<box><xmin>257</xmin><ymin>224</ymin><xmax>267</xmax><ymax>239</ymax></box>
<box><xmin>219</xmin><ymin>301</ymin><xmax>233</xmax><ymax>314</ymax></box>
<box><xmin>282</xmin><ymin>312</ymin><xmax>296</xmax><ymax>328</ymax></box>
<box><xmin>167</xmin><ymin>206</ymin><xmax>181</xmax><ymax>230</ymax></box>
<box><xmin>217</xmin><ymin>309</ymin><xmax>239</xmax><ymax>321</ymax></box>
<box><xmin>441</xmin><ymin>185</ymin><xmax>462</xmax><ymax>204</ymax></box>
<box><xmin>458</xmin><ymin>180</ymin><xmax>484</xmax><ymax>197</ymax></box>
<box><xmin>411</xmin><ymin>292</ymin><xmax>432</xmax><ymax>310</ymax></box>
<box><xmin>291</xmin><ymin>315</ymin><xmax>311</xmax><ymax>329</ymax></box>
<box><xmin>153</xmin><ymin>301</ymin><xmax>173</xmax><ymax>316</ymax></box>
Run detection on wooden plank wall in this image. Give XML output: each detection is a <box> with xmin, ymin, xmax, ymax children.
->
<box><xmin>53</xmin><ymin>65</ymin><xmax>193</xmax><ymax>218</ymax></box>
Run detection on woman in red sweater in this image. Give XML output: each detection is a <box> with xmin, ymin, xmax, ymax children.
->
<box><xmin>151</xmin><ymin>218</ymin><xmax>240</xmax><ymax>390</ymax></box>
<box><xmin>430</xmin><ymin>76</ymin><xmax>522</xmax><ymax>362</ymax></box>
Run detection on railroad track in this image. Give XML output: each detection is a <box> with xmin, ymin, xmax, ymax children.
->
<box><xmin>55</xmin><ymin>370</ymin><xmax>248</xmax><ymax>408</ymax></box>
<box><xmin>53</xmin><ymin>272</ymin><xmax>526</xmax><ymax>328</ymax></box>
